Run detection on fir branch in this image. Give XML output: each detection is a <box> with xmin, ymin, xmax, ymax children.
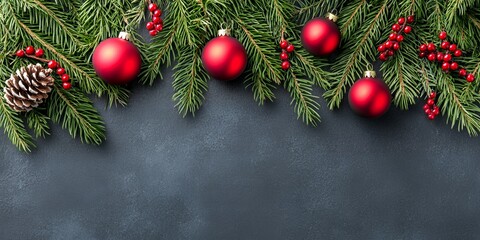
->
<box><xmin>172</xmin><ymin>47</ymin><xmax>209</xmax><ymax>116</ymax></box>
<box><xmin>284</xmin><ymin>69</ymin><xmax>321</xmax><ymax>126</ymax></box>
<box><xmin>26</xmin><ymin>110</ymin><xmax>50</xmax><ymax>138</ymax></box>
<box><xmin>0</xmin><ymin>97</ymin><xmax>35</xmax><ymax>152</ymax></box>
<box><xmin>436</xmin><ymin>71</ymin><xmax>480</xmax><ymax>136</ymax></box>
<box><xmin>47</xmin><ymin>85</ymin><xmax>105</xmax><ymax>145</ymax></box>
<box><xmin>324</xmin><ymin>0</ymin><xmax>391</xmax><ymax>109</ymax></box>
<box><xmin>381</xmin><ymin>37</ymin><xmax>421</xmax><ymax>110</ymax></box>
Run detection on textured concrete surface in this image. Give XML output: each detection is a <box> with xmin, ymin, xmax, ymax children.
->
<box><xmin>1</xmin><ymin>69</ymin><xmax>480</xmax><ymax>239</ymax></box>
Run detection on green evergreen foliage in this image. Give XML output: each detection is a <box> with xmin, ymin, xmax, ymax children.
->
<box><xmin>0</xmin><ymin>0</ymin><xmax>144</xmax><ymax>152</ymax></box>
<box><xmin>1</xmin><ymin>0</ymin><xmax>480</xmax><ymax>152</ymax></box>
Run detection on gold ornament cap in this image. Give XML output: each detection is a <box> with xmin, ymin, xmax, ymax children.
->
<box><xmin>364</xmin><ymin>70</ymin><xmax>377</xmax><ymax>78</ymax></box>
<box><xmin>118</xmin><ymin>32</ymin><xmax>131</xmax><ymax>41</ymax></box>
<box><xmin>325</xmin><ymin>12</ymin><xmax>339</xmax><ymax>23</ymax></box>
<box><xmin>218</xmin><ymin>28</ymin><xmax>231</xmax><ymax>37</ymax></box>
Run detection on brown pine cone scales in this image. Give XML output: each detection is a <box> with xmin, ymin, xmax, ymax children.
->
<box><xmin>3</xmin><ymin>63</ymin><xmax>55</xmax><ymax>112</ymax></box>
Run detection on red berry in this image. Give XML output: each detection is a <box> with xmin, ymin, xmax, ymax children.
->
<box><xmin>25</xmin><ymin>46</ymin><xmax>35</xmax><ymax>55</ymax></box>
<box><xmin>425</xmin><ymin>108</ymin><xmax>432</xmax><ymax>115</ymax></box>
<box><xmin>153</xmin><ymin>9</ymin><xmax>162</xmax><ymax>17</ymax></box>
<box><xmin>419</xmin><ymin>52</ymin><xmax>427</xmax><ymax>58</ymax></box>
<box><xmin>449</xmin><ymin>44</ymin><xmax>457</xmax><ymax>51</ymax></box>
<box><xmin>419</xmin><ymin>44</ymin><xmax>427</xmax><ymax>52</ymax></box>
<box><xmin>403</xmin><ymin>26</ymin><xmax>412</xmax><ymax>34</ymax></box>
<box><xmin>385</xmin><ymin>41</ymin><xmax>393</xmax><ymax>49</ymax></box>
<box><xmin>398</xmin><ymin>17</ymin><xmax>406</xmax><ymax>24</ymax></box>
<box><xmin>286</xmin><ymin>44</ymin><xmax>295</xmax><ymax>53</ymax></box>
<box><xmin>441</xmin><ymin>41</ymin><xmax>450</xmax><ymax>50</ymax></box>
<box><xmin>386</xmin><ymin>50</ymin><xmax>394</xmax><ymax>56</ymax></box>
<box><xmin>429</xmin><ymin>92</ymin><xmax>436</xmax><ymax>99</ymax></box>
<box><xmin>427</xmin><ymin>53</ymin><xmax>436</xmax><ymax>61</ymax></box>
<box><xmin>396</xmin><ymin>35</ymin><xmax>404</xmax><ymax>42</ymax></box>
<box><xmin>280</xmin><ymin>40</ymin><xmax>288</xmax><ymax>49</ymax></box>
<box><xmin>149</xmin><ymin>30</ymin><xmax>158</xmax><ymax>36</ymax></box>
<box><xmin>427</xmin><ymin>99</ymin><xmax>435</xmax><ymax>106</ymax></box>
<box><xmin>392</xmin><ymin>24</ymin><xmax>401</xmax><ymax>32</ymax></box>
<box><xmin>427</xmin><ymin>43</ymin><xmax>436</xmax><ymax>52</ymax></box>
<box><xmin>393</xmin><ymin>42</ymin><xmax>400</xmax><ymax>51</ymax></box>
<box><xmin>35</xmin><ymin>48</ymin><xmax>44</xmax><ymax>57</ymax></box>
<box><xmin>62</xmin><ymin>82</ymin><xmax>72</xmax><ymax>90</ymax></box>
<box><xmin>379</xmin><ymin>53</ymin><xmax>387</xmax><ymax>61</ymax></box>
<box><xmin>439</xmin><ymin>31</ymin><xmax>447</xmax><ymax>40</ymax></box>
<box><xmin>436</xmin><ymin>52</ymin><xmax>444</xmax><ymax>62</ymax></box>
<box><xmin>389</xmin><ymin>33</ymin><xmax>397</xmax><ymax>41</ymax></box>
<box><xmin>148</xmin><ymin>3</ymin><xmax>158</xmax><ymax>12</ymax></box>
<box><xmin>433</xmin><ymin>106</ymin><xmax>440</xmax><ymax>116</ymax></box>
<box><xmin>61</xmin><ymin>74</ymin><xmax>70</xmax><ymax>82</ymax></box>
<box><xmin>443</xmin><ymin>54</ymin><xmax>452</xmax><ymax>62</ymax></box>
<box><xmin>442</xmin><ymin>62</ymin><xmax>450</xmax><ymax>71</ymax></box>
<box><xmin>280</xmin><ymin>52</ymin><xmax>289</xmax><ymax>60</ymax></box>
<box><xmin>450</xmin><ymin>62</ymin><xmax>459</xmax><ymax>71</ymax></box>
<box><xmin>56</xmin><ymin>68</ymin><xmax>66</xmax><ymax>75</ymax></box>
<box><xmin>454</xmin><ymin>50</ymin><xmax>462</xmax><ymax>57</ymax></box>
<box><xmin>47</xmin><ymin>60</ymin><xmax>57</xmax><ymax>69</ymax></box>
<box><xmin>423</xmin><ymin>104</ymin><xmax>430</xmax><ymax>110</ymax></box>
<box><xmin>146</xmin><ymin>22</ymin><xmax>155</xmax><ymax>30</ymax></box>
<box><xmin>281</xmin><ymin>61</ymin><xmax>290</xmax><ymax>70</ymax></box>
<box><xmin>155</xmin><ymin>24</ymin><xmax>163</xmax><ymax>32</ymax></box>
<box><xmin>428</xmin><ymin>114</ymin><xmax>436</xmax><ymax>120</ymax></box>
<box><xmin>152</xmin><ymin>17</ymin><xmax>162</xmax><ymax>24</ymax></box>
<box><xmin>378</xmin><ymin>44</ymin><xmax>386</xmax><ymax>52</ymax></box>
<box><xmin>459</xmin><ymin>69</ymin><xmax>467</xmax><ymax>77</ymax></box>
<box><xmin>16</xmin><ymin>50</ymin><xmax>25</xmax><ymax>57</ymax></box>
<box><xmin>407</xmin><ymin>15</ymin><xmax>415</xmax><ymax>23</ymax></box>
<box><xmin>467</xmin><ymin>74</ymin><xmax>475</xmax><ymax>82</ymax></box>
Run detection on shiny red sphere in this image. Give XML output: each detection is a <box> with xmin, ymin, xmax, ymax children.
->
<box><xmin>348</xmin><ymin>77</ymin><xmax>391</xmax><ymax>118</ymax></box>
<box><xmin>301</xmin><ymin>18</ymin><xmax>341</xmax><ymax>56</ymax></box>
<box><xmin>202</xmin><ymin>36</ymin><xmax>247</xmax><ymax>81</ymax></box>
<box><xmin>92</xmin><ymin>38</ymin><xmax>141</xmax><ymax>85</ymax></box>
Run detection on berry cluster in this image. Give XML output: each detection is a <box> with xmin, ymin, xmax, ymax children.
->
<box><xmin>378</xmin><ymin>16</ymin><xmax>415</xmax><ymax>61</ymax></box>
<box><xmin>419</xmin><ymin>31</ymin><xmax>475</xmax><ymax>82</ymax></box>
<box><xmin>423</xmin><ymin>92</ymin><xmax>441</xmax><ymax>120</ymax></box>
<box><xmin>146</xmin><ymin>2</ymin><xmax>163</xmax><ymax>37</ymax></box>
<box><xmin>15</xmin><ymin>46</ymin><xmax>72</xmax><ymax>90</ymax></box>
<box><xmin>279</xmin><ymin>39</ymin><xmax>295</xmax><ymax>70</ymax></box>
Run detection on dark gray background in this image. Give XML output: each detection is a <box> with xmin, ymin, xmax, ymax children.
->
<box><xmin>2</xmin><ymin>69</ymin><xmax>480</xmax><ymax>240</ymax></box>
<box><xmin>2</xmin><ymin>33</ymin><xmax>480</xmax><ymax>239</ymax></box>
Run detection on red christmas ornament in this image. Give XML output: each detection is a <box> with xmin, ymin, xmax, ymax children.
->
<box><xmin>201</xmin><ymin>28</ymin><xmax>247</xmax><ymax>81</ymax></box>
<box><xmin>348</xmin><ymin>70</ymin><xmax>391</xmax><ymax>118</ymax></box>
<box><xmin>301</xmin><ymin>13</ymin><xmax>341</xmax><ymax>57</ymax></box>
<box><xmin>92</xmin><ymin>32</ymin><xmax>142</xmax><ymax>85</ymax></box>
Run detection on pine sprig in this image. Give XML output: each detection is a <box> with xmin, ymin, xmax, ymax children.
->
<box><xmin>47</xmin><ymin>85</ymin><xmax>105</xmax><ymax>145</ymax></box>
<box><xmin>285</xmin><ymin>70</ymin><xmax>321</xmax><ymax>126</ymax></box>
<box><xmin>27</xmin><ymin>110</ymin><xmax>50</xmax><ymax>138</ymax></box>
<box><xmin>324</xmin><ymin>0</ymin><xmax>391</xmax><ymax>109</ymax></box>
<box><xmin>0</xmin><ymin>94</ymin><xmax>35</xmax><ymax>152</ymax></box>
<box><xmin>172</xmin><ymin>47</ymin><xmax>209</xmax><ymax>116</ymax></box>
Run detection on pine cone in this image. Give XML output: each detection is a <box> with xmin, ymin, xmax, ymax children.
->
<box><xmin>3</xmin><ymin>63</ymin><xmax>54</xmax><ymax>112</ymax></box>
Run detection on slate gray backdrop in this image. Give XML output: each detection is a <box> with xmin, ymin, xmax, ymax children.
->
<box><xmin>2</xmin><ymin>32</ymin><xmax>480</xmax><ymax>239</ymax></box>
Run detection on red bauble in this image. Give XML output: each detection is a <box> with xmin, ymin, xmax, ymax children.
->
<box><xmin>202</xmin><ymin>31</ymin><xmax>247</xmax><ymax>81</ymax></box>
<box><xmin>92</xmin><ymin>32</ymin><xmax>141</xmax><ymax>85</ymax></box>
<box><xmin>301</xmin><ymin>16</ymin><xmax>341</xmax><ymax>56</ymax></box>
<box><xmin>348</xmin><ymin>71</ymin><xmax>391</xmax><ymax>118</ymax></box>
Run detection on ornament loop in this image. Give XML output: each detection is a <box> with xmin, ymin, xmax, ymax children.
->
<box><xmin>118</xmin><ymin>32</ymin><xmax>131</xmax><ymax>41</ymax></box>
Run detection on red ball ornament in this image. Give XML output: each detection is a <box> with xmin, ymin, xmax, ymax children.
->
<box><xmin>348</xmin><ymin>70</ymin><xmax>391</xmax><ymax>118</ymax></box>
<box><xmin>201</xmin><ymin>28</ymin><xmax>247</xmax><ymax>81</ymax></box>
<box><xmin>92</xmin><ymin>32</ymin><xmax>142</xmax><ymax>85</ymax></box>
<box><xmin>301</xmin><ymin>13</ymin><xmax>341</xmax><ymax>57</ymax></box>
